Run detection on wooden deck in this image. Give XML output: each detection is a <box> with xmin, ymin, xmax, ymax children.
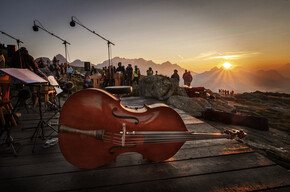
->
<box><xmin>0</xmin><ymin>96</ymin><xmax>289</xmax><ymax>192</ymax></box>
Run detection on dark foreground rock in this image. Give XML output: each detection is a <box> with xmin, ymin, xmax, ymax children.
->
<box><xmin>225</xmin><ymin>91</ymin><xmax>290</xmax><ymax>133</ymax></box>
<box><xmin>136</xmin><ymin>75</ymin><xmax>178</xmax><ymax>100</ymax></box>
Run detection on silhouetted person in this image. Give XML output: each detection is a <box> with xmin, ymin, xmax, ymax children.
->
<box><xmin>11</xmin><ymin>47</ymin><xmax>38</xmax><ymax>73</ymax></box>
<box><xmin>116</xmin><ymin>62</ymin><xmax>125</xmax><ymax>85</ymax></box>
<box><xmin>0</xmin><ymin>50</ymin><xmax>5</xmax><ymax>68</ymax></box>
<box><xmin>64</xmin><ymin>62</ymin><xmax>68</xmax><ymax>74</ymax></box>
<box><xmin>102</xmin><ymin>66</ymin><xmax>109</xmax><ymax>87</ymax></box>
<box><xmin>51</xmin><ymin>57</ymin><xmax>61</xmax><ymax>80</ymax></box>
<box><xmin>183</xmin><ymin>71</ymin><xmax>193</xmax><ymax>86</ymax></box>
<box><xmin>155</xmin><ymin>71</ymin><xmax>158</xmax><ymax>75</ymax></box>
<box><xmin>146</xmin><ymin>67</ymin><xmax>153</xmax><ymax>76</ymax></box>
<box><xmin>182</xmin><ymin>70</ymin><xmax>188</xmax><ymax>84</ymax></box>
<box><xmin>171</xmin><ymin>69</ymin><xmax>180</xmax><ymax>82</ymax></box>
<box><xmin>90</xmin><ymin>65</ymin><xmax>95</xmax><ymax>75</ymax></box>
<box><xmin>125</xmin><ymin>64</ymin><xmax>133</xmax><ymax>86</ymax></box>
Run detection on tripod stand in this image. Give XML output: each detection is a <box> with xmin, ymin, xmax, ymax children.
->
<box><xmin>30</xmin><ymin>84</ymin><xmax>57</xmax><ymax>152</ymax></box>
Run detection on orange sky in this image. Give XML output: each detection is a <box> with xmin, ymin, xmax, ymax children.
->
<box><xmin>1</xmin><ymin>0</ymin><xmax>289</xmax><ymax>73</ymax></box>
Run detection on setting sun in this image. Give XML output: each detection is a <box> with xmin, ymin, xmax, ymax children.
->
<box><xmin>223</xmin><ymin>62</ymin><xmax>232</xmax><ymax>69</ymax></box>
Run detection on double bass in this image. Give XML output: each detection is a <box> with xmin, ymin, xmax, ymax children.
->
<box><xmin>59</xmin><ymin>88</ymin><xmax>246</xmax><ymax>169</ymax></box>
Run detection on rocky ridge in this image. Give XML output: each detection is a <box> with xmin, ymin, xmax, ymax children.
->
<box><xmin>132</xmin><ymin>75</ymin><xmax>290</xmax><ymax>169</ymax></box>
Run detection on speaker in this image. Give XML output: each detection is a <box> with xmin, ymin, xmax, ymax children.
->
<box><xmin>84</xmin><ymin>62</ymin><xmax>91</xmax><ymax>71</ymax></box>
<box><xmin>7</xmin><ymin>45</ymin><xmax>16</xmax><ymax>58</ymax></box>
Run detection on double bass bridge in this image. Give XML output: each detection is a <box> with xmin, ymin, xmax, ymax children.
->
<box><xmin>108</xmin><ymin>123</ymin><xmax>137</xmax><ymax>154</ymax></box>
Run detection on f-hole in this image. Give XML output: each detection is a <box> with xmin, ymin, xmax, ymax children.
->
<box><xmin>112</xmin><ymin>107</ymin><xmax>139</xmax><ymax>125</ymax></box>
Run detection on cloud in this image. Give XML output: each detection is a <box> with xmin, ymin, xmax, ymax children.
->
<box><xmin>195</xmin><ymin>51</ymin><xmax>218</xmax><ymax>59</ymax></box>
<box><xmin>177</xmin><ymin>54</ymin><xmax>184</xmax><ymax>60</ymax></box>
<box><xmin>196</xmin><ymin>51</ymin><xmax>262</xmax><ymax>60</ymax></box>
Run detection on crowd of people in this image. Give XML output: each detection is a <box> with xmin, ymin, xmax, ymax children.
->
<box><xmin>98</xmin><ymin>62</ymin><xmax>141</xmax><ymax>88</ymax></box>
<box><xmin>219</xmin><ymin>89</ymin><xmax>234</xmax><ymax>96</ymax></box>
<box><xmin>0</xmin><ymin>46</ymin><xmax>74</xmax><ymax>83</ymax></box>
<box><xmin>0</xmin><ymin>46</ymin><xmax>199</xmax><ymax>91</ymax></box>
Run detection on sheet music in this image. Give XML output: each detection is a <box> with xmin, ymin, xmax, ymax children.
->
<box><xmin>47</xmin><ymin>75</ymin><xmax>59</xmax><ymax>86</ymax></box>
<box><xmin>54</xmin><ymin>87</ymin><xmax>63</xmax><ymax>95</ymax></box>
<box><xmin>0</xmin><ymin>68</ymin><xmax>47</xmax><ymax>84</ymax></box>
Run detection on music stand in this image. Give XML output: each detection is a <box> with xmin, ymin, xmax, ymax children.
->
<box><xmin>43</xmin><ymin>76</ymin><xmax>63</xmax><ymax>128</ymax></box>
<box><xmin>0</xmin><ymin>68</ymin><xmax>57</xmax><ymax>152</ymax></box>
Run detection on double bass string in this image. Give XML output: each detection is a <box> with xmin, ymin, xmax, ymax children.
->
<box><xmin>102</xmin><ymin>131</ymin><xmax>211</xmax><ymax>145</ymax></box>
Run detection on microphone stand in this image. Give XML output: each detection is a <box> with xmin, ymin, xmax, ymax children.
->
<box><xmin>0</xmin><ymin>30</ymin><xmax>24</xmax><ymax>68</ymax></box>
<box><xmin>33</xmin><ymin>20</ymin><xmax>71</xmax><ymax>62</ymax></box>
<box><xmin>70</xmin><ymin>16</ymin><xmax>115</xmax><ymax>83</ymax></box>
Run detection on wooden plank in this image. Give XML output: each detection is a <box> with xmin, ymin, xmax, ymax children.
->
<box><xmin>186</xmin><ymin>123</ymin><xmax>221</xmax><ymax>133</ymax></box>
<box><xmin>0</xmin><ymin>139</ymin><xmax>248</xmax><ymax>167</ymax></box>
<box><xmin>0</xmin><ymin>152</ymin><xmax>276</xmax><ymax>191</ymax></box>
<box><xmin>88</xmin><ymin>165</ymin><xmax>290</xmax><ymax>192</ymax></box>
<box><xmin>180</xmin><ymin>114</ymin><xmax>204</xmax><ymax>124</ymax></box>
<box><xmin>260</xmin><ymin>186</ymin><xmax>290</xmax><ymax>192</ymax></box>
<box><xmin>17</xmin><ymin>112</ymin><xmax>60</xmax><ymax>121</ymax></box>
<box><xmin>8</xmin><ymin>125</ymin><xmax>58</xmax><ymax>140</ymax></box>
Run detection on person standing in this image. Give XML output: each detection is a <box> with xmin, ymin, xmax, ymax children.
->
<box><xmin>171</xmin><ymin>69</ymin><xmax>180</xmax><ymax>82</ymax></box>
<box><xmin>102</xmin><ymin>66</ymin><xmax>109</xmax><ymax>87</ymax></box>
<box><xmin>146</xmin><ymin>67</ymin><xmax>154</xmax><ymax>76</ymax></box>
<box><xmin>132</xmin><ymin>65</ymin><xmax>140</xmax><ymax>85</ymax></box>
<box><xmin>67</xmin><ymin>64</ymin><xmax>73</xmax><ymax>80</ymax></box>
<box><xmin>51</xmin><ymin>57</ymin><xmax>61</xmax><ymax>80</ymax></box>
<box><xmin>0</xmin><ymin>50</ymin><xmax>5</xmax><ymax>68</ymax></box>
<box><xmin>182</xmin><ymin>70</ymin><xmax>188</xmax><ymax>85</ymax></box>
<box><xmin>184</xmin><ymin>71</ymin><xmax>193</xmax><ymax>86</ymax></box>
<box><xmin>116</xmin><ymin>62</ymin><xmax>125</xmax><ymax>85</ymax></box>
<box><xmin>64</xmin><ymin>62</ymin><xmax>68</xmax><ymax>74</ymax></box>
<box><xmin>125</xmin><ymin>64</ymin><xmax>133</xmax><ymax>86</ymax></box>
<box><xmin>11</xmin><ymin>47</ymin><xmax>39</xmax><ymax>73</ymax></box>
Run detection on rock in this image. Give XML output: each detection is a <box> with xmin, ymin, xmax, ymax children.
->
<box><xmin>130</xmin><ymin>83</ymin><xmax>140</xmax><ymax>96</ymax></box>
<box><xmin>209</xmin><ymin>99</ymin><xmax>236</xmax><ymax>113</ymax></box>
<box><xmin>138</xmin><ymin>75</ymin><xmax>178</xmax><ymax>100</ymax></box>
<box><xmin>175</xmin><ymin>86</ymin><xmax>218</xmax><ymax>100</ymax></box>
<box><xmin>236</xmin><ymin>91</ymin><xmax>268</xmax><ymax>101</ymax></box>
<box><xmin>212</xmin><ymin>93</ymin><xmax>222</xmax><ymax>99</ymax></box>
<box><xmin>167</xmin><ymin>95</ymin><xmax>212</xmax><ymax>117</ymax></box>
<box><xmin>176</xmin><ymin>86</ymin><xmax>189</xmax><ymax>97</ymax></box>
<box><xmin>167</xmin><ymin>95</ymin><xmax>236</xmax><ymax>117</ymax></box>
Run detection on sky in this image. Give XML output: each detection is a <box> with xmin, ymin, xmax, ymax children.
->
<box><xmin>0</xmin><ymin>0</ymin><xmax>289</xmax><ymax>73</ymax></box>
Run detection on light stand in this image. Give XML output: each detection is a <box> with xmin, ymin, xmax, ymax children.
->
<box><xmin>0</xmin><ymin>30</ymin><xmax>24</xmax><ymax>68</ymax></box>
<box><xmin>32</xmin><ymin>20</ymin><xmax>71</xmax><ymax>62</ymax></box>
<box><xmin>69</xmin><ymin>16</ymin><xmax>115</xmax><ymax>79</ymax></box>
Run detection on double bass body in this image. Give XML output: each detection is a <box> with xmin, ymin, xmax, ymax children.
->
<box><xmin>59</xmin><ymin>88</ymin><xmax>187</xmax><ymax>169</ymax></box>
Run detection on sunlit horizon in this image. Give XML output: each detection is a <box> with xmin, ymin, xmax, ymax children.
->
<box><xmin>1</xmin><ymin>0</ymin><xmax>289</xmax><ymax>74</ymax></box>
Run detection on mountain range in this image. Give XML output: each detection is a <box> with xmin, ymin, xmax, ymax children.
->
<box><xmin>36</xmin><ymin>54</ymin><xmax>290</xmax><ymax>93</ymax></box>
<box><xmin>96</xmin><ymin>57</ymin><xmax>196</xmax><ymax>78</ymax></box>
<box><xmin>192</xmin><ymin>66</ymin><xmax>290</xmax><ymax>93</ymax></box>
